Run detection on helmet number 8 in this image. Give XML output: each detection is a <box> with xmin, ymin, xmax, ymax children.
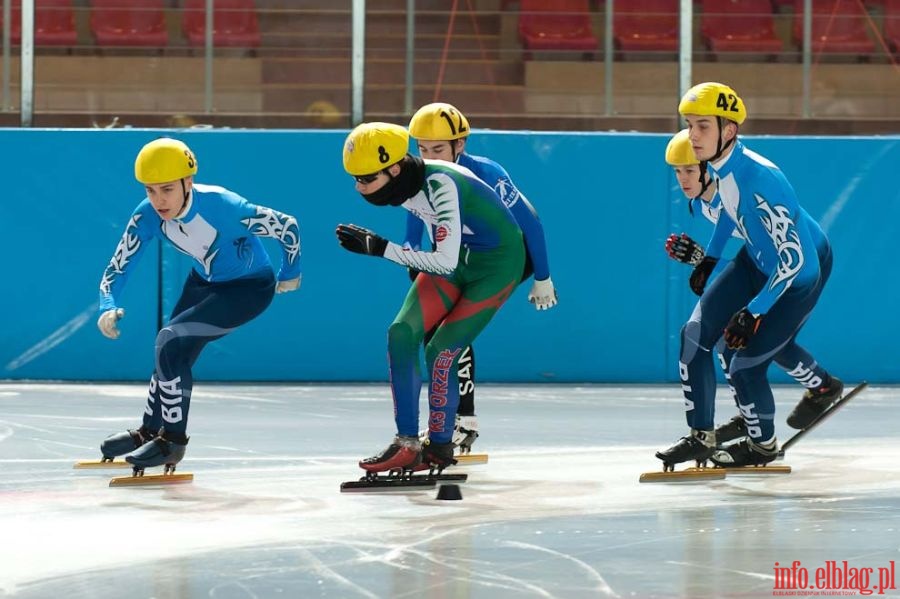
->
<box><xmin>716</xmin><ymin>93</ymin><xmax>740</xmax><ymax>113</ymax></box>
<box><xmin>439</xmin><ymin>109</ymin><xmax>468</xmax><ymax>137</ymax></box>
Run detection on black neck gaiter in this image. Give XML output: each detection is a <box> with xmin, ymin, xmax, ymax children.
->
<box><xmin>362</xmin><ymin>156</ymin><xmax>427</xmax><ymax>207</ymax></box>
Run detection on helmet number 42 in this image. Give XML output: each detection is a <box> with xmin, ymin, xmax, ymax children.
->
<box><xmin>716</xmin><ymin>93</ymin><xmax>740</xmax><ymax>113</ymax></box>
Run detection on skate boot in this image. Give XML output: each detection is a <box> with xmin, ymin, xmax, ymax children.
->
<box><xmin>786</xmin><ymin>377</ymin><xmax>844</xmax><ymax>429</ymax></box>
<box><xmin>710</xmin><ymin>437</ymin><xmax>778</xmax><ymax>468</ymax></box>
<box><xmin>415</xmin><ymin>439</ymin><xmax>457</xmax><ymax>473</ymax></box>
<box><xmin>655</xmin><ymin>429</ymin><xmax>716</xmax><ymax>471</ymax></box>
<box><xmin>125</xmin><ymin>430</ymin><xmax>188</xmax><ymax>474</ymax></box>
<box><xmin>452</xmin><ymin>414</ymin><xmax>479</xmax><ymax>454</ymax></box>
<box><xmin>100</xmin><ymin>426</ymin><xmax>157</xmax><ymax>460</ymax></box>
<box><xmin>359</xmin><ymin>435</ymin><xmax>422</xmax><ymax>473</ymax></box>
<box><xmin>714</xmin><ymin>415</ymin><xmax>748</xmax><ymax>445</ymax></box>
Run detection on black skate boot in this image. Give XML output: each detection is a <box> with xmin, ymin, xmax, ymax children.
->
<box><xmin>100</xmin><ymin>426</ymin><xmax>157</xmax><ymax>460</ymax></box>
<box><xmin>125</xmin><ymin>430</ymin><xmax>189</xmax><ymax>474</ymax></box>
<box><xmin>714</xmin><ymin>415</ymin><xmax>748</xmax><ymax>445</ymax></box>
<box><xmin>415</xmin><ymin>439</ymin><xmax>457</xmax><ymax>473</ymax></box>
<box><xmin>655</xmin><ymin>429</ymin><xmax>716</xmax><ymax>471</ymax></box>
<box><xmin>452</xmin><ymin>415</ymin><xmax>479</xmax><ymax>454</ymax></box>
<box><xmin>359</xmin><ymin>435</ymin><xmax>422</xmax><ymax>473</ymax></box>
<box><xmin>710</xmin><ymin>437</ymin><xmax>778</xmax><ymax>467</ymax></box>
<box><xmin>786</xmin><ymin>376</ymin><xmax>844</xmax><ymax>430</ymax></box>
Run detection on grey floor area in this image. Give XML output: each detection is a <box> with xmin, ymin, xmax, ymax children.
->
<box><xmin>1</xmin><ymin>383</ymin><xmax>898</xmax><ymax>599</ymax></box>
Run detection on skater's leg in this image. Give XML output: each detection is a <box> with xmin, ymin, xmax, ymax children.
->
<box><xmin>680</xmin><ymin>253</ymin><xmax>755</xmax><ymax>432</ymax></box>
<box><xmin>126</xmin><ymin>270</ymin><xmax>275</xmax><ymax>469</ymax></box>
<box><xmin>388</xmin><ymin>273</ymin><xmax>461</xmax><ymax>438</ymax></box>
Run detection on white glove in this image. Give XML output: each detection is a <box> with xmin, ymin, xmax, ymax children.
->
<box><xmin>97</xmin><ymin>308</ymin><xmax>125</xmax><ymax>339</ymax></box>
<box><xmin>528</xmin><ymin>277</ymin><xmax>558</xmax><ymax>311</ymax></box>
<box><xmin>276</xmin><ymin>275</ymin><xmax>301</xmax><ymax>294</ymax></box>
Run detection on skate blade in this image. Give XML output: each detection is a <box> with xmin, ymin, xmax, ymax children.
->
<box><xmin>639</xmin><ymin>468</ymin><xmax>726</xmax><ymax>483</ymax></box>
<box><xmin>717</xmin><ymin>464</ymin><xmax>792</xmax><ymax>475</ymax></box>
<box><xmin>109</xmin><ymin>472</ymin><xmax>194</xmax><ymax>487</ymax></box>
<box><xmin>454</xmin><ymin>453</ymin><xmax>488</xmax><ymax>465</ymax></box>
<box><xmin>340</xmin><ymin>472</ymin><xmax>467</xmax><ymax>493</ymax></box>
<box><xmin>74</xmin><ymin>459</ymin><xmax>132</xmax><ymax>469</ymax></box>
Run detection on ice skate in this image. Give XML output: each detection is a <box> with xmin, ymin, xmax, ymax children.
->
<box><xmin>111</xmin><ymin>431</ymin><xmax>192</xmax><ymax>486</ymax></box>
<box><xmin>779</xmin><ymin>381</ymin><xmax>868</xmax><ymax>458</ymax></box>
<box><xmin>75</xmin><ymin>426</ymin><xmax>157</xmax><ymax>469</ymax></box>
<box><xmin>655</xmin><ymin>429</ymin><xmax>716</xmax><ymax>469</ymax></box>
<box><xmin>342</xmin><ymin>435</ymin><xmax>467</xmax><ymax>493</ymax></box>
<box><xmin>358</xmin><ymin>435</ymin><xmax>422</xmax><ymax>473</ymax></box>
<box><xmin>714</xmin><ymin>415</ymin><xmax>748</xmax><ymax>445</ymax></box>
<box><xmin>711</xmin><ymin>437</ymin><xmax>779</xmax><ymax>468</ymax></box>
<box><xmin>452</xmin><ymin>415</ymin><xmax>479</xmax><ymax>453</ymax></box>
<box><xmin>786</xmin><ymin>377</ymin><xmax>844</xmax><ymax>430</ymax></box>
<box><xmin>415</xmin><ymin>439</ymin><xmax>457</xmax><ymax>473</ymax></box>
<box><xmin>641</xmin><ymin>429</ymin><xmax>723</xmax><ymax>483</ymax></box>
<box><xmin>102</xmin><ymin>426</ymin><xmax>157</xmax><ymax>458</ymax></box>
<box><xmin>125</xmin><ymin>431</ymin><xmax>188</xmax><ymax>471</ymax></box>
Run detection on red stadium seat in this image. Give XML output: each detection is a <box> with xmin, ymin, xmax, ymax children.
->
<box><xmin>701</xmin><ymin>0</ymin><xmax>783</xmax><ymax>56</ymax></box>
<box><xmin>1</xmin><ymin>0</ymin><xmax>77</xmax><ymax>46</ymax></box>
<box><xmin>518</xmin><ymin>0</ymin><xmax>598</xmax><ymax>53</ymax></box>
<box><xmin>182</xmin><ymin>0</ymin><xmax>260</xmax><ymax>48</ymax></box>
<box><xmin>791</xmin><ymin>0</ymin><xmax>874</xmax><ymax>55</ymax></box>
<box><xmin>89</xmin><ymin>0</ymin><xmax>168</xmax><ymax>48</ymax></box>
<box><xmin>613</xmin><ymin>0</ymin><xmax>679</xmax><ymax>54</ymax></box>
<box><xmin>883</xmin><ymin>0</ymin><xmax>900</xmax><ymax>53</ymax></box>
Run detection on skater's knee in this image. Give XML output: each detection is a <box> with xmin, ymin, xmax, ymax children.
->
<box><xmin>388</xmin><ymin>321</ymin><xmax>419</xmax><ymax>353</ymax></box>
<box><xmin>680</xmin><ymin>320</ymin><xmax>709</xmax><ymax>363</ymax></box>
<box><xmin>155</xmin><ymin>327</ymin><xmax>192</xmax><ymax>361</ymax></box>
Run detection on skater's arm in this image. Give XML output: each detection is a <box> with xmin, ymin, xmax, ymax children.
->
<box><xmin>240</xmin><ymin>202</ymin><xmax>302</xmax><ymax>282</ymax></box>
<box><xmin>381</xmin><ymin>174</ymin><xmax>462</xmax><ymax>275</ymax></box>
<box><xmin>98</xmin><ymin>203</ymin><xmax>158</xmax><ymax>312</ymax></box>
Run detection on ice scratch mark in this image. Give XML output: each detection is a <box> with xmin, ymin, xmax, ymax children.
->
<box><xmin>5</xmin><ymin>303</ymin><xmax>95</xmax><ymax>371</ymax></box>
<box><xmin>668</xmin><ymin>560</ymin><xmax>774</xmax><ymax>580</ymax></box>
<box><xmin>503</xmin><ymin>540</ymin><xmax>620</xmax><ymax>597</ymax></box>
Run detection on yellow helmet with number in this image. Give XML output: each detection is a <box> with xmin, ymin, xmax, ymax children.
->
<box><xmin>342</xmin><ymin>122</ymin><xmax>410</xmax><ymax>176</ymax></box>
<box><xmin>678</xmin><ymin>81</ymin><xmax>747</xmax><ymax>125</ymax></box>
<box><xmin>408</xmin><ymin>102</ymin><xmax>470</xmax><ymax>141</ymax></box>
<box><xmin>665</xmin><ymin>129</ymin><xmax>699</xmax><ymax>166</ymax></box>
<box><xmin>134</xmin><ymin>138</ymin><xmax>198</xmax><ymax>184</ymax></box>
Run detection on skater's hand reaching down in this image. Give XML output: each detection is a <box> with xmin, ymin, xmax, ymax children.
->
<box><xmin>528</xmin><ymin>277</ymin><xmax>558</xmax><ymax>310</ymax></box>
<box><xmin>97</xmin><ymin>308</ymin><xmax>125</xmax><ymax>340</ymax></box>
<box><xmin>724</xmin><ymin>307</ymin><xmax>761</xmax><ymax>350</ymax></box>
<box><xmin>276</xmin><ymin>275</ymin><xmax>301</xmax><ymax>294</ymax></box>
<box><xmin>336</xmin><ymin>224</ymin><xmax>388</xmax><ymax>257</ymax></box>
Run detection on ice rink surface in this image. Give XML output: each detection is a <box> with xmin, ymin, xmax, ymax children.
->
<box><xmin>1</xmin><ymin>382</ymin><xmax>898</xmax><ymax>599</ymax></box>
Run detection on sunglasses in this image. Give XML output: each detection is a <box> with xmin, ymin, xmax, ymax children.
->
<box><xmin>354</xmin><ymin>171</ymin><xmax>382</xmax><ymax>185</ymax></box>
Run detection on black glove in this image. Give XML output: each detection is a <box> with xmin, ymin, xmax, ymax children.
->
<box><xmin>724</xmin><ymin>307</ymin><xmax>761</xmax><ymax>350</ymax></box>
<box><xmin>665</xmin><ymin>232</ymin><xmax>705</xmax><ymax>266</ymax></box>
<box><xmin>408</xmin><ymin>267</ymin><xmax>421</xmax><ymax>282</ymax></box>
<box><xmin>689</xmin><ymin>256</ymin><xmax>718</xmax><ymax>296</ymax></box>
<box><xmin>336</xmin><ymin>224</ymin><xmax>388</xmax><ymax>257</ymax></box>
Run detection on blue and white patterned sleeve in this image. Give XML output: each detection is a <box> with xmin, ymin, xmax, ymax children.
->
<box><xmin>239</xmin><ymin>200</ymin><xmax>302</xmax><ymax>281</ymax></box>
<box><xmin>98</xmin><ymin>202</ymin><xmax>159</xmax><ymax>312</ymax></box>
<box><xmin>745</xmin><ymin>193</ymin><xmax>817</xmax><ymax>316</ymax></box>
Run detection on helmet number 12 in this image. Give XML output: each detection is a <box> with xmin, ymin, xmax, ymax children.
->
<box><xmin>439</xmin><ymin>109</ymin><xmax>468</xmax><ymax>136</ymax></box>
<box><xmin>716</xmin><ymin>93</ymin><xmax>740</xmax><ymax>113</ymax></box>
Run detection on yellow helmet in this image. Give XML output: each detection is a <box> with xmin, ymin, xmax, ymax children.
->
<box><xmin>342</xmin><ymin>122</ymin><xmax>409</xmax><ymax>176</ymax></box>
<box><xmin>134</xmin><ymin>138</ymin><xmax>198</xmax><ymax>184</ymax></box>
<box><xmin>678</xmin><ymin>81</ymin><xmax>747</xmax><ymax>125</ymax></box>
<box><xmin>408</xmin><ymin>102</ymin><xmax>470</xmax><ymax>141</ymax></box>
<box><xmin>665</xmin><ymin>129</ymin><xmax>699</xmax><ymax>166</ymax></box>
